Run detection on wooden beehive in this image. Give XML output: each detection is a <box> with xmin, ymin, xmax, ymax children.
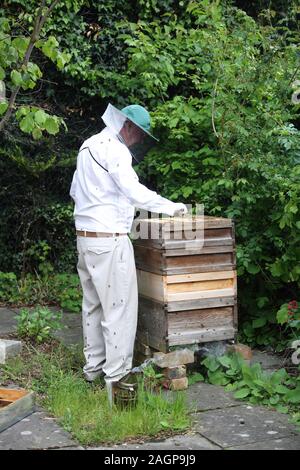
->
<box><xmin>134</xmin><ymin>216</ymin><xmax>238</xmax><ymax>353</ymax></box>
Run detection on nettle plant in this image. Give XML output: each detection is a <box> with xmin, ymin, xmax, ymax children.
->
<box><xmin>0</xmin><ymin>1</ymin><xmax>70</xmax><ymax>137</ymax></box>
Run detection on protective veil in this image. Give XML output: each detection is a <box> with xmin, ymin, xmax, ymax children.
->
<box><xmin>101</xmin><ymin>103</ymin><xmax>158</xmax><ymax>164</ymax></box>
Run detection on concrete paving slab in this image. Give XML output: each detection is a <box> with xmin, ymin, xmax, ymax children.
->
<box><xmin>184</xmin><ymin>382</ymin><xmax>241</xmax><ymax>412</ymax></box>
<box><xmin>0</xmin><ymin>308</ymin><xmax>18</xmax><ymax>335</ymax></box>
<box><xmin>0</xmin><ymin>339</ymin><xmax>22</xmax><ymax>364</ymax></box>
<box><xmin>230</xmin><ymin>436</ymin><xmax>300</xmax><ymax>450</ymax></box>
<box><xmin>89</xmin><ymin>433</ymin><xmax>221</xmax><ymax>450</ymax></box>
<box><xmin>53</xmin><ymin>312</ymin><xmax>82</xmax><ymax>346</ymax></box>
<box><xmin>192</xmin><ymin>404</ymin><xmax>299</xmax><ymax>448</ymax></box>
<box><xmin>0</xmin><ymin>411</ymin><xmax>78</xmax><ymax>450</ymax></box>
<box><xmin>251</xmin><ymin>351</ymin><xmax>287</xmax><ymax>371</ymax></box>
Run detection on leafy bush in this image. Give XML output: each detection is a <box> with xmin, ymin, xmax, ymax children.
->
<box><xmin>15</xmin><ymin>305</ymin><xmax>63</xmax><ymax>343</ymax></box>
<box><xmin>200</xmin><ymin>352</ymin><xmax>300</xmax><ymax>428</ymax></box>
<box><xmin>0</xmin><ymin>272</ymin><xmax>19</xmax><ymax>302</ymax></box>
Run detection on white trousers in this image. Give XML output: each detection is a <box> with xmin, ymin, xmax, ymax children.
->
<box><xmin>76</xmin><ymin>235</ymin><xmax>138</xmax><ymax>386</ymax></box>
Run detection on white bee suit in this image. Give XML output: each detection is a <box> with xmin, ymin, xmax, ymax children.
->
<box><xmin>70</xmin><ymin>104</ymin><xmax>186</xmax><ymax>395</ymax></box>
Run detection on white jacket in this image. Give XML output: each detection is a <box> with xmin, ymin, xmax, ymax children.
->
<box><xmin>69</xmin><ymin>128</ymin><xmax>180</xmax><ymax>233</ymax></box>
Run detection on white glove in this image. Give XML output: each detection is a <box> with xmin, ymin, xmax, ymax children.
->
<box><xmin>172</xmin><ymin>203</ymin><xmax>188</xmax><ymax>216</ymax></box>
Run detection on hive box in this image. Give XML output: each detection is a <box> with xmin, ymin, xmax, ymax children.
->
<box><xmin>134</xmin><ymin>216</ymin><xmax>238</xmax><ymax>353</ymax></box>
<box><xmin>0</xmin><ymin>388</ymin><xmax>35</xmax><ymax>433</ymax></box>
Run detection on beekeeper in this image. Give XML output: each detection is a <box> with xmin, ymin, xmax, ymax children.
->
<box><xmin>69</xmin><ymin>103</ymin><xmax>187</xmax><ymax>401</ymax></box>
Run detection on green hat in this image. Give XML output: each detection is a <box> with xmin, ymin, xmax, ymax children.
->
<box><xmin>121</xmin><ymin>104</ymin><xmax>158</xmax><ymax>141</ymax></box>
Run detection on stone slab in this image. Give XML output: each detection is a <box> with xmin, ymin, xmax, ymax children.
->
<box><xmin>0</xmin><ymin>411</ymin><xmax>77</xmax><ymax>450</ymax></box>
<box><xmin>53</xmin><ymin>312</ymin><xmax>83</xmax><ymax>346</ymax></box>
<box><xmin>0</xmin><ymin>340</ymin><xmax>22</xmax><ymax>364</ymax></box>
<box><xmin>184</xmin><ymin>382</ymin><xmax>241</xmax><ymax>412</ymax></box>
<box><xmin>89</xmin><ymin>433</ymin><xmax>221</xmax><ymax>450</ymax></box>
<box><xmin>0</xmin><ymin>308</ymin><xmax>18</xmax><ymax>335</ymax></box>
<box><xmin>230</xmin><ymin>436</ymin><xmax>300</xmax><ymax>450</ymax></box>
<box><xmin>251</xmin><ymin>351</ymin><xmax>287</xmax><ymax>371</ymax></box>
<box><xmin>192</xmin><ymin>404</ymin><xmax>299</xmax><ymax>448</ymax></box>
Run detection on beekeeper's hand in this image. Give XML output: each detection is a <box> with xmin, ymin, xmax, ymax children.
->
<box><xmin>172</xmin><ymin>203</ymin><xmax>188</xmax><ymax>216</ymax></box>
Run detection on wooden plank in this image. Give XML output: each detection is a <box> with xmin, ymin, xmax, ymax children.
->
<box><xmin>137</xmin><ymin>216</ymin><xmax>233</xmax><ymax>232</ymax></box>
<box><xmin>164</xmin><ymin>264</ymin><xmax>236</xmax><ymax>275</ymax></box>
<box><xmin>166</xmin><ymin>270</ymin><xmax>235</xmax><ymax>284</ymax></box>
<box><xmin>134</xmin><ymin>226</ymin><xmax>234</xmax><ymax>250</ymax></box>
<box><xmin>137</xmin><ymin>296</ymin><xmax>168</xmax><ymax>352</ymax></box>
<box><xmin>134</xmin><ymin>244</ymin><xmax>236</xmax><ymax>275</ymax></box>
<box><xmin>167</xmin><ymin>295</ymin><xmax>236</xmax><ymax>312</ymax></box>
<box><xmin>163</xmin><ymin>245</ymin><xmax>234</xmax><ymax>257</ymax></box>
<box><xmin>167</xmin><ymin>287</ymin><xmax>235</xmax><ymax>302</ymax></box>
<box><xmin>167</xmin><ymin>326</ymin><xmax>236</xmax><ymax>346</ymax></box>
<box><xmin>137</xmin><ymin>270</ymin><xmax>165</xmax><ymax>302</ymax></box>
<box><xmin>168</xmin><ymin>307</ymin><xmax>234</xmax><ymax>332</ymax></box>
<box><xmin>137</xmin><ymin>269</ymin><xmax>235</xmax><ymax>302</ymax></box>
<box><xmin>0</xmin><ymin>389</ymin><xmax>35</xmax><ymax>433</ymax></box>
<box><xmin>167</xmin><ymin>278</ymin><xmax>234</xmax><ymax>293</ymax></box>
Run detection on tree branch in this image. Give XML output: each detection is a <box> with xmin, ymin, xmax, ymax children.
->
<box><xmin>211</xmin><ymin>77</ymin><xmax>219</xmax><ymax>139</ymax></box>
<box><xmin>0</xmin><ymin>0</ymin><xmax>60</xmax><ymax>133</ymax></box>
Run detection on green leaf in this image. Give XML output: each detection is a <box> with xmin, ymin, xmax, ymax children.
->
<box><xmin>0</xmin><ymin>101</ymin><xmax>8</xmax><ymax>115</ymax></box>
<box><xmin>12</xmin><ymin>37</ymin><xmax>29</xmax><ymax>57</ymax></box>
<box><xmin>234</xmin><ymin>388</ymin><xmax>250</xmax><ymax>399</ymax></box>
<box><xmin>11</xmin><ymin>70</ymin><xmax>23</xmax><ymax>86</ymax></box>
<box><xmin>286</xmin><ymin>388</ymin><xmax>300</xmax><ymax>403</ymax></box>
<box><xmin>20</xmin><ymin>114</ymin><xmax>34</xmax><ymax>133</ymax></box>
<box><xmin>34</xmin><ymin>109</ymin><xmax>47</xmax><ymax>126</ymax></box>
<box><xmin>0</xmin><ymin>66</ymin><xmax>5</xmax><ymax>80</ymax></box>
<box><xmin>202</xmin><ymin>356</ymin><xmax>220</xmax><ymax>372</ymax></box>
<box><xmin>32</xmin><ymin>128</ymin><xmax>43</xmax><ymax>140</ymax></box>
<box><xmin>246</xmin><ymin>264</ymin><xmax>260</xmax><ymax>274</ymax></box>
<box><xmin>275</xmin><ymin>385</ymin><xmax>290</xmax><ymax>395</ymax></box>
<box><xmin>252</xmin><ymin>317</ymin><xmax>267</xmax><ymax>329</ymax></box>
<box><xmin>276</xmin><ymin>305</ymin><xmax>288</xmax><ymax>325</ymax></box>
<box><xmin>44</xmin><ymin>117</ymin><xmax>59</xmax><ymax>135</ymax></box>
<box><xmin>218</xmin><ymin>356</ymin><xmax>233</xmax><ymax>368</ymax></box>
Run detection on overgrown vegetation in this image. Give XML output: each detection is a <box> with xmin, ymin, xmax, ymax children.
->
<box><xmin>0</xmin><ymin>0</ymin><xmax>299</xmax><ymax>349</ymax></box>
<box><xmin>190</xmin><ymin>352</ymin><xmax>300</xmax><ymax>429</ymax></box>
<box><xmin>0</xmin><ymin>271</ymin><xmax>82</xmax><ymax>312</ymax></box>
<box><xmin>15</xmin><ymin>305</ymin><xmax>63</xmax><ymax>342</ymax></box>
<box><xmin>0</xmin><ymin>341</ymin><xmax>190</xmax><ymax>445</ymax></box>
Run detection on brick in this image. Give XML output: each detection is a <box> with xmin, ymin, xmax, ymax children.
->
<box><xmin>0</xmin><ymin>340</ymin><xmax>22</xmax><ymax>364</ymax></box>
<box><xmin>169</xmin><ymin>377</ymin><xmax>189</xmax><ymax>391</ymax></box>
<box><xmin>226</xmin><ymin>343</ymin><xmax>253</xmax><ymax>361</ymax></box>
<box><xmin>153</xmin><ymin>349</ymin><xmax>194</xmax><ymax>368</ymax></box>
<box><xmin>163</xmin><ymin>365</ymin><xmax>186</xmax><ymax>380</ymax></box>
